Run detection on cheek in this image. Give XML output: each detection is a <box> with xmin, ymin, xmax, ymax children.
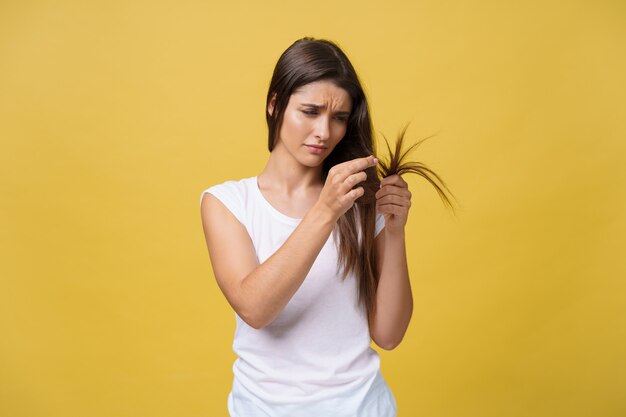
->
<box><xmin>334</xmin><ymin>124</ymin><xmax>348</xmax><ymax>140</ymax></box>
<box><xmin>329</xmin><ymin>131</ymin><xmax>346</xmax><ymax>149</ymax></box>
<box><xmin>283</xmin><ymin>113</ymin><xmax>307</xmax><ymax>133</ymax></box>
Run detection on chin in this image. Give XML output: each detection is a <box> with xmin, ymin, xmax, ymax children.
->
<box><xmin>299</xmin><ymin>149</ymin><xmax>327</xmax><ymax>163</ymax></box>
<box><xmin>301</xmin><ymin>159</ymin><xmax>325</xmax><ymax>167</ymax></box>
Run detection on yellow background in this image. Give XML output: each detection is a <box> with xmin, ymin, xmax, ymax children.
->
<box><xmin>1</xmin><ymin>0</ymin><xmax>625</xmax><ymax>416</ymax></box>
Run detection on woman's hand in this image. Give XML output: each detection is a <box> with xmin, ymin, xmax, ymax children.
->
<box><xmin>375</xmin><ymin>174</ymin><xmax>411</xmax><ymax>233</ymax></box>
<box><xmin>315</xmin><ymin>155</ymin><xmax>379</xmax><ymax>222</ymax></box>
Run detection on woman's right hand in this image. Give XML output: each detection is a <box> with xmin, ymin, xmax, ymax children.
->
<box><xmin>314</xmin><ymin>155</ymin><xmax>379</xmax><ymax>222</ymax></box>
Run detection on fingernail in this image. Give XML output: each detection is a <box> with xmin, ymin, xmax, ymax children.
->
<box><xmin>373</xmin><ymin>157</ymin><xmax>378</xmax><ymax>163</ymax></box>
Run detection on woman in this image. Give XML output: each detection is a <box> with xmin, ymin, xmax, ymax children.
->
<box><xmin>200</xmin><ymin>37</ymin><xmax>413</xmax><ymax>416</ymax></box>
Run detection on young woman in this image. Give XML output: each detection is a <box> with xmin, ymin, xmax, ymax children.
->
<box><xmin>200</xmin><ymin>37</ymin><xmax>413</xmax><ymax>416</ymax></box>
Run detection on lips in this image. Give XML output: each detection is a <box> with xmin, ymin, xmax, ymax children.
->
<box><xmin>305</xmin><ymin>144</ymin><xmax>326</xmax><ymax>155</ymax></box>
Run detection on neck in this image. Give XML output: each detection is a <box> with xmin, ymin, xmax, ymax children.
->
<box><xmin>258</xmin><ymin>143</ymin><xmax>324</xmax><ymax>195</ymax></box>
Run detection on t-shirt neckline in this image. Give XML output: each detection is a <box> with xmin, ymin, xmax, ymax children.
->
<box><xmin>250</xmin><ymin>176</ymin><xmax>303</xmax><ymax>225</ymax></box>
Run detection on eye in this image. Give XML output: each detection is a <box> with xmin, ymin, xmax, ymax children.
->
<box><xmin>302</xmin><ymin>110</ymin><xmax>348</xmax><ymax>122</ymax></box>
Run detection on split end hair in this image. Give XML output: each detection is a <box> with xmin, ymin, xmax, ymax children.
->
<box><xmin>334</xmin><ymin>121</ymin><xmax>459</xmax><ymax>325</ymax></box>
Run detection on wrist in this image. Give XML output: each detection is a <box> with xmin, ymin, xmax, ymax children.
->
<box><xmin>384</xmin><ymin>226</ymin><xmax>406</xmax><ymax>239</ymax></box>
<box><xmin>308</xmin><ymin>203</ymin><xmax>337</xmax><ymax>228</ymax></box>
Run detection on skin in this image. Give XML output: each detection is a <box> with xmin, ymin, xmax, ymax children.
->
<box><xmin>257</xmin><ymin>79</ymin><xmax>353</xmax><ymax>214</ymax></box>
<box><xmin>371</xmin><ymin>174</ymin><xmax>414</xmax><ymax>349</ymax></box>
<box><xmin>200</xmin><ymin>79</ymin><xmax>413</xmax><ymax>350</ymax></box>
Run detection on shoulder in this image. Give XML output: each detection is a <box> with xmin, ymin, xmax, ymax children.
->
<box><xmin>200</xmin><ymin>176</ymin><xmax>253</xmax><ymax>204</ymax></box>
<box><xmin>204</xmin><ymin>176</ymin><xmax>249</xmax><ymax>193</ymax></box>
<box><xmin>199</xmin><ymin>176</ymin><xmax>255</xmax><ymax>225</ymax></box>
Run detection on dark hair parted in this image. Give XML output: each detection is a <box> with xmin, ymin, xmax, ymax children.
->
<box><xmin>265</xmin><ymin>37</ymin><xmax>458</xmax><ymax>325</ymax></box>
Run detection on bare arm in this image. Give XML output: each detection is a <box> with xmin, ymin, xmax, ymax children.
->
<box><xmin>370</xmin><ymin>228</ymin><xmax>413</xmax><ymax>350</ymax></box>
<box><xmin>201</xmin><ymin>155</ymin><xmax>379</xmax><ymax>329</ymax></box>
<box><xmin>202</xmin><ymin>195</ymin><xmax>335</xmax><ymax>329</ymax></box>
<box><xmin>369</xmin><ymin>174</ymin><xmax>414</xmax><ymax>350</ymax></box>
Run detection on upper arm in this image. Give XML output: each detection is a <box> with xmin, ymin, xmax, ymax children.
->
<box><xmin>200</xmin><ymin>191</ymin><xmax>260</xmax><ymax>321</ymax></box>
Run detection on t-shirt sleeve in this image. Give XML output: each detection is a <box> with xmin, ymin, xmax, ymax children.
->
<box><xmin>199</xmin><ymin>182</ymin><xmax>245</xmax><ymax>226</ymax></box>
<box><xmin>375</xmin><ymin>211</ymin><xmax>385</xmax><ymax>237</ymax></box>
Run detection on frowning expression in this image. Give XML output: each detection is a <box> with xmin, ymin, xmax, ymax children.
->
<box><xmin>268</xmin><ymin>79</ymin><xmax>352</xmax><ymax>166</ymax></box>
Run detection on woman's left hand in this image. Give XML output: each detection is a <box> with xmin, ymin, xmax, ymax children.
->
<box><xmin>375</xmin><ymin>174</ymin><xmax>411</xmax><ymax>233</ymax></box>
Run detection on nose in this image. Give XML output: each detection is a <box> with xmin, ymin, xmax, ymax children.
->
<box><xmin>314</xmin><ymin>115</ymin><xmax>331</xmax><ymax>141</ymax></box>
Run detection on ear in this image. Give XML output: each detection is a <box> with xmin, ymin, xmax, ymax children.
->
<box><xmin>267</xmin><ymin>93</ymin><xmax>277</xmax><ymax>117</ymax></box>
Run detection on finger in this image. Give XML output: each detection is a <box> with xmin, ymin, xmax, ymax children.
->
<box><xmin>384</xmin><ymin>174</ymin><xmax>409</xmax><ymax>188</ymax></box>
<box><xmin>348</xmin><ymin>186</ymin><xmax>365</xmax><ymax>203</ymax></box>
<box><xmin>381</xmin><ymin>174</ymin><xmax>407</xmax><ymax>187</ymax></box>
<box><xmin>377</xmin><ymin>184</ymin><xmax>410</xmax><ymax>199</ymax></box>
<box><xmin>376</xmin><ymin>194</ymin><xmax>411</xmax><ymax>208</ymax></box>
<box><xmin>376</xmin><ymin>185</ymin><xmax>412</xmax><ymax>199</ymax></box>
<box><xmin>376</xmin><ymin>202</ymin><xmax>409</xmax><ymax>216</ymax></box>
<box><xmin>345</xmin><ymin>171</ymin><xmax>368</xmax><ymax>189</ymax></box>
<box><xmin>379</xmin><ymin>174</ymin><xmax>397</xmax><ymax>187</ymax></box>
<box><xmin>339</xmin><ymin>155</ymin><xmax>378</xmax><ymax>180</ymax></box>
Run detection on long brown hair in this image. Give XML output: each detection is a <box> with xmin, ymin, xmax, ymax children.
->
<box><xmin>266</xmin><ymin>37</ymin><xmax>458</xmax><ymax>324</ymax></box>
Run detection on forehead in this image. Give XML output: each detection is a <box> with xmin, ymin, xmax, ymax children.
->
<box><xmin>291</xmin><ymin>80</ymin><xmax>352</xmax><ymax>108</ymax></box>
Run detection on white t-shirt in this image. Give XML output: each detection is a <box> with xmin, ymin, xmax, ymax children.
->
<box><xmin>200</xmin><ymin>176</ymin><xmax>397</xmax><ymax>417</ymax></box>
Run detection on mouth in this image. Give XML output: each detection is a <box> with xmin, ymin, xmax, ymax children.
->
<box><xmin>304</xmin><ymin>144</ymin><xmax>327</xmax><ymax>155</ymax></box>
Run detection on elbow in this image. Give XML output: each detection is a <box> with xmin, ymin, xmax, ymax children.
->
<box><xmin>242</xmin><ymin>316</ymin><xmax>262</xmax><ymax>330</ymax></box>
<box><xmin>372</xmin><ymin>330</ymin><xmax>405</xmax><ymax>350</ymax></box>
<box><xmin>377</xmin><ymin>336</ymin><xmax>403</xmax><ymax>351</ymax></box>
<box><xmin>373</xmin><ymin>324</ymin><xmax>410</xmax><ymax>350</ymax></box>
<box><xmin>372</xmin><ymin>319</ymin><xmax>412</xmax><ymax>351</ymax></box>
<box><xmin>235</xmin><ymin>275</ymin><xmax>284</xmax><ymax>330</ymax></box>
<box><xmin>249</xmin><ymin>318</ymin><xmax>271</xmax><ymax>330</ymax></box>
<box><xmin>236</xmin><ymin>280</ymin><xmax>272</xmax><ymax>330</ymax></box>
<box><xmin>247</xmin><ymin>321</ymin><xmax>265</xmax><ymax>330</ymax></box>
<box><xmin>239</xmin><ymin>306</ymin><xmax>273</xmax><ymax>330</ymax></box>
<box><xmin>240</xmin><ymin>310</ymin><xmax>266</xmax><ymax>330</ymax></box>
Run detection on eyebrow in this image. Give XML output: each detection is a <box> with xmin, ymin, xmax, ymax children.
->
<box><xmin>300</xmin><ymin>103</ymin><xmax>351</xmax><ymax>116</ymax></box>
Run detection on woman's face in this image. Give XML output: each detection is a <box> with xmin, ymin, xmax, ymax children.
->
<box><xmin>268</xmin><ymin>79</ymin><xmax>352</xmax><ymax>167</ymax></box>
